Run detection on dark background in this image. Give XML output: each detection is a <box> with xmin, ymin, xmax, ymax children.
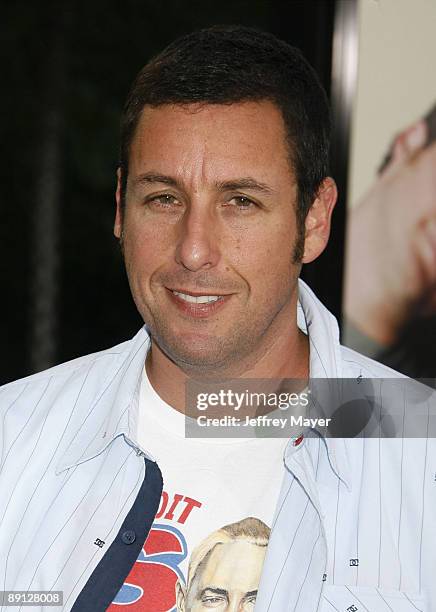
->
<box><xmin>1</xmin><ymin>0</ymin><xmax>351</xmax><ymax>385</ymax></box>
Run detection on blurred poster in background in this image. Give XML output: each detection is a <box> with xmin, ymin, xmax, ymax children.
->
<box><xmin>342</xmin><ymin>0</ymin><xmax>436</xmax><ymax>379</ymax></box>
<box><xmin>2</xmin><ymin>0</ymin><xmax>351</xmax><ymax>384</ymax></box>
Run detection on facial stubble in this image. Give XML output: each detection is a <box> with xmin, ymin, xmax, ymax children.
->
<box><xmin>118</xmin><ymin>220</ymin><xmax>305</xmax><ymax>375</ymax></box>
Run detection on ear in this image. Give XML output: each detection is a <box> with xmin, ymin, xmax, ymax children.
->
<box><xmin>390</xmin><ymin>120</ymin><xmax>427</xmax><ymax>170</ymax></box>
<box><xmin>302</xmin><ymin>177</ymin><xmax>337</xmax><ymax>264</ymax></box>
<box><xmin>114</xmin><ymin>167</ymin><xmax>123</xmax><ymax>239</ymax></box>
<box><xmin>175</xmin><ymin>579</ymin><xmax>186</xmax><ymax>612</ymax></box>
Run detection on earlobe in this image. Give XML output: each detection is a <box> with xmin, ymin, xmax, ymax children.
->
<box><xmin>114</xmin><ymin>167</ymin><xmax>123</xmax><ymax>239</ymax></box>
<box><xmin>302</xmin><ymin>177</ymin><xmax>337</xmax><ymax>264</ymax></box>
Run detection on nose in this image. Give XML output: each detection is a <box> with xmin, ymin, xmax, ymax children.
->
<box><xmin>226</xmin><ymin>598</ymin><xmax>241</xmax><ymax>612</ymax></box>
<box><xmin>175</xmin><ymin>203</ymin><xmax>220</xmax><ymax>271</ymax></box>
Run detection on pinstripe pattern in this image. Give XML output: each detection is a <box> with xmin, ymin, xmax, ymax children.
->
<box><xmin>0</xmin><ymin>334</ymin><xmax>151</xmax><ymax>611</ymax></box>
<box><xmin>0</xmin><ymin>280</ymin><xmax>435</xmax><ymax>611</ymax></box>
<box><xmin>257</xmin><ymin>282</ymin><xmax>434</xmax><ymax>611</ymax></box>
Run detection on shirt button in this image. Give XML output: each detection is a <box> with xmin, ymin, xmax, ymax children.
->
<box><xmin>121</xmin><ymin>530</ymin><xmax>136</xmax><ymax>545</ymax></box>
<box><xmin>293</xmin><ymin>434</ymin><xmax>304</xmax><ymax>447</ymax></box>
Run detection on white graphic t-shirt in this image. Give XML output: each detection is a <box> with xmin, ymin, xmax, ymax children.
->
<box><xmin>108</xmin><ymin>369</ymin><xmax>288</xmax><ymax>612</ymax></box>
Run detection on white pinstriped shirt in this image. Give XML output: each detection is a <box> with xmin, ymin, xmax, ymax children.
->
<box><xmin>0</xmin><ymin>279</ymin><xmax>435</xmax><ymax>611</ymax></box>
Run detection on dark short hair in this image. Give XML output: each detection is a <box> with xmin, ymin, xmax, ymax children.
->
<box><xmin>119</xmin><ymin>25</ymin><xmax>331</xmax><ymax>238</ymax></box>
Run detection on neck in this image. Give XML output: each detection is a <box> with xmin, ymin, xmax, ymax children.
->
<box><xmin>145</xmin><ymin>308</ymin><xmax>309</xmax><ymax>414</ymax></box>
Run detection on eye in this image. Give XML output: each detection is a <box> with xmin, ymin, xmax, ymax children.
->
<box><xmin>229</xmin><ymin>195</ymin><xmax>257</xmax><ymax>210</ymax></box>
<box><xmin>201</xmin><ymin>594</ymin><xmax>226</xmax><ymax>606</ymax></box>
<box><xmin>146</xmin><ymin>193</ymin><xmax>181</xmax><ymax>208</ymax></box>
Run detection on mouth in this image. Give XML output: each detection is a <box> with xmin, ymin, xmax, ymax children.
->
<box><xmin>166</xmin><ymin>288</ymin><xmax>232</xmax><ymax>318</ymax></box>
<box><xmin>172</xmin><ymin>289</ymin><xmax>224</xmax><ymax>304</ymax></box>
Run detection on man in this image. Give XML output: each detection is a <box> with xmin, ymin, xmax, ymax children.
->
<box><xmin>176</xmin><ymin>518</ymin><xmax>270</xmax><ymax>611</ymax></box>
<box><xmin>0</xmin><ymin>26</ymin><xmax>434</xmax><ymax>612</ymax></box>
<box><xmin>343</xmin><ymin>111</ymin><xmax>436</xmax><ymax>377</ymax></box>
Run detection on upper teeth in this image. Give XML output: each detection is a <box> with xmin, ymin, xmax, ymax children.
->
<box><xmin>172</xmin><ymin>291</ymin><xmax>221</xmax><ymax>304</ymax></box>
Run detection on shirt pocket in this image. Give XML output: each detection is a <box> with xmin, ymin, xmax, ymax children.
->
<box><xmin>319</xmin><ymin>584</ymin><xmax>427</xmax><ymax>612</ymax></box>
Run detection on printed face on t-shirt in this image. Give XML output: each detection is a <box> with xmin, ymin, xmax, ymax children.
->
<box><xmin>182</xmin><ymin>539</ymin><xmax>266</xmax><ymax>610</ymax></box>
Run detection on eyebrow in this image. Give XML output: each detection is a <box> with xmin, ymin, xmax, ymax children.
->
<box><xmin>132</xmin><ymin>172</ymin><xmax>275</xmax><ymax>195</ymax></box>
<box><xmin>199</xmin><ymin>587</ymin><xmax>228</xmax><ymax>598</ymax></box>
<box><xmin>132</xmin><ymin>173</ymin><xmax>179</xmax><ymax>188</ymax></box>
<box><xmin>216</xmin><ymin>178</ymin><xmax>274</xmax><ymax>195</ymax></box>
<box><xmin>198</xmin><ymin>587</ymin><xmax>258</xmax><ymax>599</ymax></box>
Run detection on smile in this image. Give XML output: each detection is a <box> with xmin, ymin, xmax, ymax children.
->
<box><xmin>167</xmin><ymin>288</ymin><xmax>231</xmax><ymax>318</ymax></box>
<box><xmin>172</xmin><ymin>290</ymin><xmax>223</xmax><ymax>304</ymax></box>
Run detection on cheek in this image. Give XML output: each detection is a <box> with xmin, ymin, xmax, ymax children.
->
<box><xmin>123</xmin><ymin>216</ymin><xmax>174</xmax><ymax>275</ymax></box>
<box><xmin>234</xmin><ymin>223</ymin><xmax>296</xmax><ymax>281</ymax></box>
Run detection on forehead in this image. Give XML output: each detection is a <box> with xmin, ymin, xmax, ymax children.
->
<box><xmin>128</xmin><ymin>101</ymin><xmax>295</xmax><ymax>186</ymax></box>
<box><xmin>197</xmin><ymin>540</ymin><xmax>265</xmax><ymax>588</ymax></box>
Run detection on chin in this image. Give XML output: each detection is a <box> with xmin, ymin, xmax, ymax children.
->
<box><xmin>170</xmin><ymin>342</ymin><xmax>228</xmax><ymax>369</ymax></box>
<box><xmin>158</xmin><ymin>332</ymin><xmax>238</xmax><ymax>372</ymax></box>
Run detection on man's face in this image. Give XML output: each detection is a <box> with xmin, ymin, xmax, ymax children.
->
<box><xmin>186</xmin><ymin>540</ymin><xmax>266</xmax><ymax>610</ymax></box>
<box><xmin>115</xmin><ymin>101</ymin><xmax>306</xmax><ymax>372</ymax></box>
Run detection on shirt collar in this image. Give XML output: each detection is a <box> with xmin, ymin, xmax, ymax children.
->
<box><xmin>292</xmin><ymin>279</ymin><xmax>351</xmax><ymax>489</ymax></box>
<box><xmin>57</xmin><ymin>280</ymin><xmax>351</xmax><ymax>486</ymax></box>
<box><xmin>56</xmin><ymin>327</ymin><xmax>152</xmax><ymax>474</ymax></box>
